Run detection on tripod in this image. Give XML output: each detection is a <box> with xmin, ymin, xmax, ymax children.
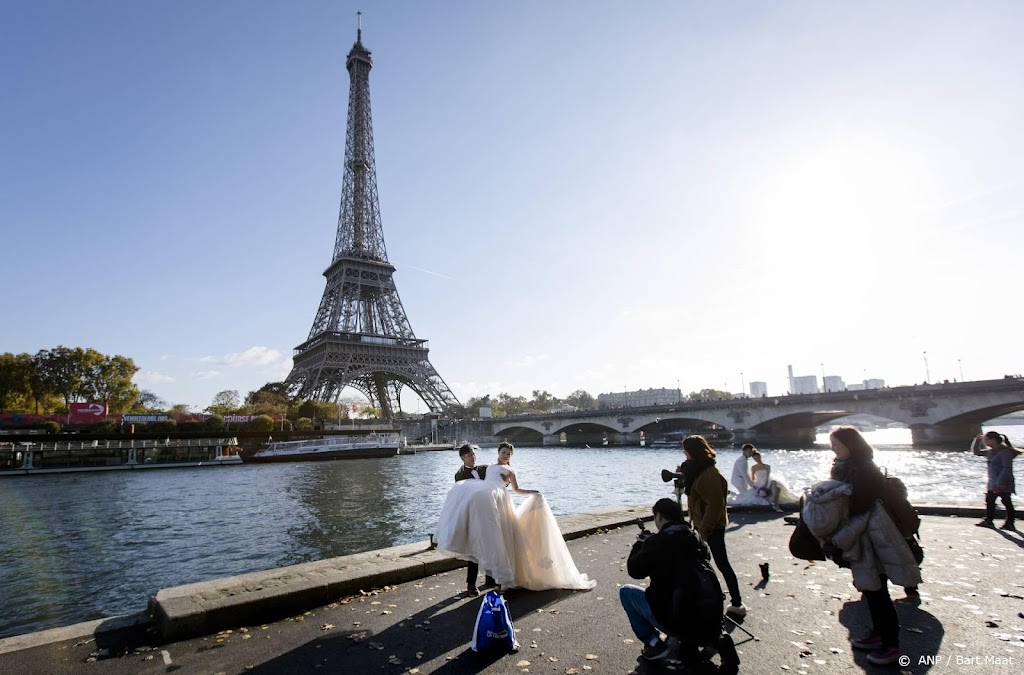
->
<box><xmin>723</xmin><ymin>612</ymin><xmax>756</xmax><ymax>645</ymax></box>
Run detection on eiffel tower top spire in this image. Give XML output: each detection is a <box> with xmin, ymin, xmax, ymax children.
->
<box><xmin>332</xmin><ymin>11</ymin><xmax>386</xmax><ymax>265</ymax></box>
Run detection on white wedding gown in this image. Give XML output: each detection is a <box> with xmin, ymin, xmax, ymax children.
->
<box><xmin>729</xmin><ymin>464</ymin><xmax>801</xmax><ymax>507</ymax></box>
<box><xmin>434</xmin><ymin>464</ymin><xmax>596</xmax><ymax>591</ymax></box>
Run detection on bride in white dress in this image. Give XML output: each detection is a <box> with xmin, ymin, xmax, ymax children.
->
<box><xmin>434</xmin><ymin>443</ymin><xmax>596</xmax><ymax>591</ymax></box>
<box><xmin>749</xmin><ymin>451</ymin><xmax>800</xmax><ymax>510</ymax></box>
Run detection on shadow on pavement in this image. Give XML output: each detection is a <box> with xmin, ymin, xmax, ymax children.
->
<box><xmin>838</xmin><ymin>596</ymin><xmax>944</xmax><ymax>673</ymax></box>
<box><xmin>246</xmin><ymin>587</ymin><xmax>580</xmax><ymax>675</ymax></box>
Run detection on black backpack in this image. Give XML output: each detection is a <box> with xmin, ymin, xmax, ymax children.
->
<box><xmin>671</xmin><ymin>538</ymin><xmax>725</xmax><ymax>647</ymax></box>
<box><xmin>882</xmin><ymin>472</ymin><xmax>924</xmax><ymax>564</ymax></box>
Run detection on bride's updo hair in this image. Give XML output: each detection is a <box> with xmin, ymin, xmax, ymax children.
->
<box><xmin>498</xmin><ymin>442</ymin><xmax>514</xmax><ymax>453</ymax></box>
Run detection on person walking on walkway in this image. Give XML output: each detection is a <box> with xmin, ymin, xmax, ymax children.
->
<box><xmin>680</xmin><ymin>435</ymin><xmax>746</xmax><ymax>618</ymax></box>
<box><xmin>972</xmin><ymin>431</ymin><xmax>1020</xmax><ymax>530</ymax></box>
<box><xmin>826</xmin><ymin>425</ymin><xmax>920</xmax><ymax>666</ymax></box>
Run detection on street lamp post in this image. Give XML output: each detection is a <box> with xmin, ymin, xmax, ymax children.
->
<box><xmin>958</xmin><ymin>359</ymin><xmax>964</xmax><ymax>382</ymax></box>
<box><xmin>923</xmin><ymin>351</ymin><xmax>930</xmax><ymax>383</ymax></box>
<box><xmin>741</xmin><ymin>372</ymin><xmax>745</xmax><ymax>397</ymax></box>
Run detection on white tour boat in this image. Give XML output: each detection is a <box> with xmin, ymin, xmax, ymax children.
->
<box><xmin>249</xmin><ymin>431</ymin><xmax>401</xmax><ymax>463</ymax></box>
<box><xmin>0</xmin><ymin>437</ymin><xmax>243</xmax><ymax>476</ymax></box>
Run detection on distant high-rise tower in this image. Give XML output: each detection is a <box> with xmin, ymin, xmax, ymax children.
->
<box><xmin>286</xmin><ymin>17</ymin><xmax>461</xmax><ymax>419</ymax></box>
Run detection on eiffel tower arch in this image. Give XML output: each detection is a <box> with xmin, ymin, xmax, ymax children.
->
<box><xmin>286</xmin><ymin>19</ymin><xmax>460</xmax><ymax>419</ymax></box>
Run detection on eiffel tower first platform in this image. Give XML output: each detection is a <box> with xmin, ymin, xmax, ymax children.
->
<box><xmin>286</xmin><ymin>20</ymin><xmax>461</xmax><ymax>419</ymax></box>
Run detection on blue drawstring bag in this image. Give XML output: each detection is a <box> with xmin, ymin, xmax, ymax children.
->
<box><xmin>471</xmin><ymin>590</ymin><xmax>519</xmax><ymax>652</ymax></box>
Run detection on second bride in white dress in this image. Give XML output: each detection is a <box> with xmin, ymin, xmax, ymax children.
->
<box><xmin>434</xmin><ymin>443</ymin><xmax>596</xmax><ymax>591</ymax></box>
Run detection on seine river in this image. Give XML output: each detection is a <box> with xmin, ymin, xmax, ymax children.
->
<box><xmin>1</xmin><ymin>426</ymin><xmax>1021</xmax><ymax>639</ymax></box>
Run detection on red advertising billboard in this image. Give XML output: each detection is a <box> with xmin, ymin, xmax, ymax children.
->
<box><xmin>69</xmin><ymin>402</ymin><xmax>108</xmax><ymax>425</ymax></box>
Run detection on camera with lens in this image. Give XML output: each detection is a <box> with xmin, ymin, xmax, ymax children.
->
<box><xmin>661</xmin><ymin>468</ymin><xmax>684</xmax><ymax>490</ymax></box>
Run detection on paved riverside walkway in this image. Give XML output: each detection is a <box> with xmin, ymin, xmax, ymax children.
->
<box><xmin>2</xmin><ymin>508</ymin><xmax>1024</xmax><ymax>674</ymax></box>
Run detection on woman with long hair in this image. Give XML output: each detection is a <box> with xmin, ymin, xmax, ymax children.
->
<box><xmin>828</xmin><ymin>425</ymin><xmax>918</xmax><ymax>666</ymax></box>
<box><xmin>679</xmin><ymin>435</ymin><xmax>745</xmax><ymax>617</ymax></box>
<box><xmin>972</xmin><ymin>430</ymin><xmax>1020</xmax><ymax>530</ymax></box>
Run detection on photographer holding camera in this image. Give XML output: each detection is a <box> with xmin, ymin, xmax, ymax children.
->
<box><xmin>619</xmin><ymin>498</ymin><xmax>725</xmax><ymax>665</ymax></box>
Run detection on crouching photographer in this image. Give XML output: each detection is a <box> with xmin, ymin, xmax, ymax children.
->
<box><xmin>619</xmin><ymin>498</ymin><xmax>738</xmax><ymax>672</ymax></box>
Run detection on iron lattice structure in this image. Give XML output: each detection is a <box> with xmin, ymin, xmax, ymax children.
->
<box><xmin>286</xmin><ymin>24</ymin><xmax>460</xmax><ymax>419</ymax></box>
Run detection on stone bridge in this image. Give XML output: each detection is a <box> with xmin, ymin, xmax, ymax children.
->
<box><xmin>489</xmin><ymin>377</ymin><xmax>1024</xmax><ymax>447</ymax></box>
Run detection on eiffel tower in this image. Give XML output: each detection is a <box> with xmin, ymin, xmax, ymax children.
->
<box><xmin>286</xmin><ymin>18</ymin><xmax>461</xmax><ymax>419</ymax></box>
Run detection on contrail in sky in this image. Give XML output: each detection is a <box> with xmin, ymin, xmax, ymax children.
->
<box><xmin>405</xmin><ymin>265</ymin><xmax>454</xmax><ymax>280</ymax></box>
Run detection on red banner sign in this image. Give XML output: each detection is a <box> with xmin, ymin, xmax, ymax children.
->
<box><xmin>69</xmin><ymin>402</ymin><xmax>108</xmax><ymax>424</ymax></box>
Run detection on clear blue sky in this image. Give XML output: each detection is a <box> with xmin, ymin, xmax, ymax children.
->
<box><xmin>2</xmin><ymin>1</ymin><xmax>1022</xmax><ymax>411</ymax></box>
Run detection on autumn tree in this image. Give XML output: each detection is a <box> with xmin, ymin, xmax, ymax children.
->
<box><xmin>134</xmin><ymin>390</ymin><xmax>167</xmax><ymax>412</ymax></box>
<box><xmin>35</xmin><ymin>346</ymin><xmax>93</xmax><ymax>410</ymax></box>
<box><xmin>687</xmin><ymin>389</ymin><xmax>735</xmax><ymax>402</ymax></box>
<box><xmin>529</xmin><ymin>390</ymin><xmax>558</xmax><ymax>412</ymax></box>
<box><xmin>245</xmin><ymin>382</ymin><xmax>290</xmax><ymax>416</ymax></box>
<box><xmin>0</xmin><ymin>352</ymin><xmax>33</xmax><ymax>413</ymax></box>
<box><xmin>82</xmin><ymin>353</ymin><xmax>140</xmax><ymax>413</ymax></box>
<box><xmin>563</xmin><ymin>389</ymin><xmax>596</xmax><ymax>410</ymax></box>
<box><xmin>206</xmin><ymin>390</ymin><xmax>241</xmax><ymax>415</ymax></box>
<box><xmin>497</xmin><ymin>392</ymin><xmax>528</xmax><ymax>416</ymax></box>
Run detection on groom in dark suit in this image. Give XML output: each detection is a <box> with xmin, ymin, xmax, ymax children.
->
<box><xmin>456</xmin><ymin>443</ymin><xmax>496</xmax><ymax>595</ymax></box>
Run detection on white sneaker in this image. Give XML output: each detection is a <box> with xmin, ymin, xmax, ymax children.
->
<box><xmin>726</xmin><ymin>603</ymin><xmax>747</xmax><ymax>618</ymax></box>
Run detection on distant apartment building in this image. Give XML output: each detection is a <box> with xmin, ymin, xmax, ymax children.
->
<box><xmin>836</xmin><ymin>378</ymin><xmax>885</xmax><ymax>392</ymax></box>
<box><xmin>823</xmin><ymin>375</ymin><xmax>846</xmax><ymax>392</ymax></box>
<box><xmin>749</xmin><ymin>381</ymin><xmax>768</xmax><ymax>398</ymax></box>
<box><xmin>791</xmin><ymin>375</ymin><xmax>820</xmax><ymax>395</ymax></box>
<box><xmin>550</xmin><ymin>403</ymin><xmax>578</xmax><ymax>413</ymax></box>
<box><xmin>598</xmin><ymin>388</ymin><xmax>682</xmax><ymax>408</ymax></box>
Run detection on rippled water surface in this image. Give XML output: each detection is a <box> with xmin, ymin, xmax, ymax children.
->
<box><xmin>1</xmin><ymin>426</ymin><xmax>1021</xmax><ymax>638</ymax></box>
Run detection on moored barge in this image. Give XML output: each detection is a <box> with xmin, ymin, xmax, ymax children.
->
<box><xmin>0</xmin><ymin>437</ymin><xmax>242</xmax><ymax>476</ymax></box>
<box><xmin>249</xmin><ymin>431</ymin><xmax>401</xmax><ymax>462</ymax></box>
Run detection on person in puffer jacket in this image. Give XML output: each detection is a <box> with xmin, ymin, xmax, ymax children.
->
<box><xmin>824</xmin><ymin>426</ymin><xmax>921</xmax><ymax>667</ymax></box>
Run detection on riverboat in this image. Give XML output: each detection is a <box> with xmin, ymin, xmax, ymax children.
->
<box><xmin>647</xmin><ymin>429</ymin><xmax>735</xmax><ymax>449</ymax></box>
<box><xmin>249</xmin><ymin>431</ymin><xmax>401</xmax><ymax>462</ymax></box>
<box><xmin>0</xmin><ymin>437</ymin><xmax>243</xmax><ymax>476</ymax></box>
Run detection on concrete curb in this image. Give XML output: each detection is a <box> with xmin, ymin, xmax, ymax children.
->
<box><xmin>0</xmin><ymin>612</ymin><xmax>149</xmax><ymax>657</ymax></box>
<box><xmin>0</xmin><ymin>500</ymin><xmax>987</xmax><ymax>654</ymax></box>
<box><xmin>148</xmin><ymin>505</ymin><xmax>653</xmax><ymax>643</ymax></box>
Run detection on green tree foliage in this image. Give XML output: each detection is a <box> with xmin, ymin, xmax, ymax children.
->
<box><xmin>204</xmin><ymin>415</ymin><xmax>226</xmax><ymax>432</ymax></box>
<box><xmin>245</xmin><ymin>382</ymin><xmax>290</xmax><ymax>416</ymax></box>
<box><xmin>529</xmin><ymin>390</ymin><xmax>558</xmax><ymax>412</ymax></box>
<box><xmin>563</xmin><ymin>389</ymin><xmax>596</xmax><ymax>410</ymax></box>
<box><xmin>687</xmin><ymin>389</ymin><xmax>735</xmax><ymax>402</ymax></box>
<box><xmin>134</xmin><ymin>390</ymin><xmax>167</xmax><ymax>412</ymax></box>
<box><xmin>35</xmin><ymin>346</ymin><xmax>92</xmax><ymax>410</ymax></box>
<box><xmin>82</xmin><ymin>353</ymin><xmax>140</xmax><ymax>413</ymax></box>
<box><xmin>295</xmin><ymin>417</ymin><xmax>313</xmax><ymax>430</ymax></box>
<box><xmin>0</xmin><ymin>352</ymin><xmax>33</xmax><ymax>413</ymax></box>
<box><xmin>248</xmin><ymin>414</ymin><xmax>275</xmax><ymax>432</ymax></box>
<box><xmin>498</xmin><ymin>393</ymin><xmax>528</xmax><ymax>416</ymax></box>
<box><xmin>206</xmin><ymin>390</ymin><xmax>241</xmax><ymax>415</ymax></box>
<box><xmin>293</xmin><ymin>400</ymin><xmax>341</xmax><ymax>422</ymax></box>
<box><xmin>26</xmin><ymin>355</ymin><xmax>54</xmax><ymax>414</ymax></box>
<box><xmin>463</xmin><ymin>395</ymin><xmax>494</xmax><ymax>417</ymax></box>
<box><xmin>168</xmin><ymin>403</ymin><xmax>192</xmax><ymax>416</ymax></box>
